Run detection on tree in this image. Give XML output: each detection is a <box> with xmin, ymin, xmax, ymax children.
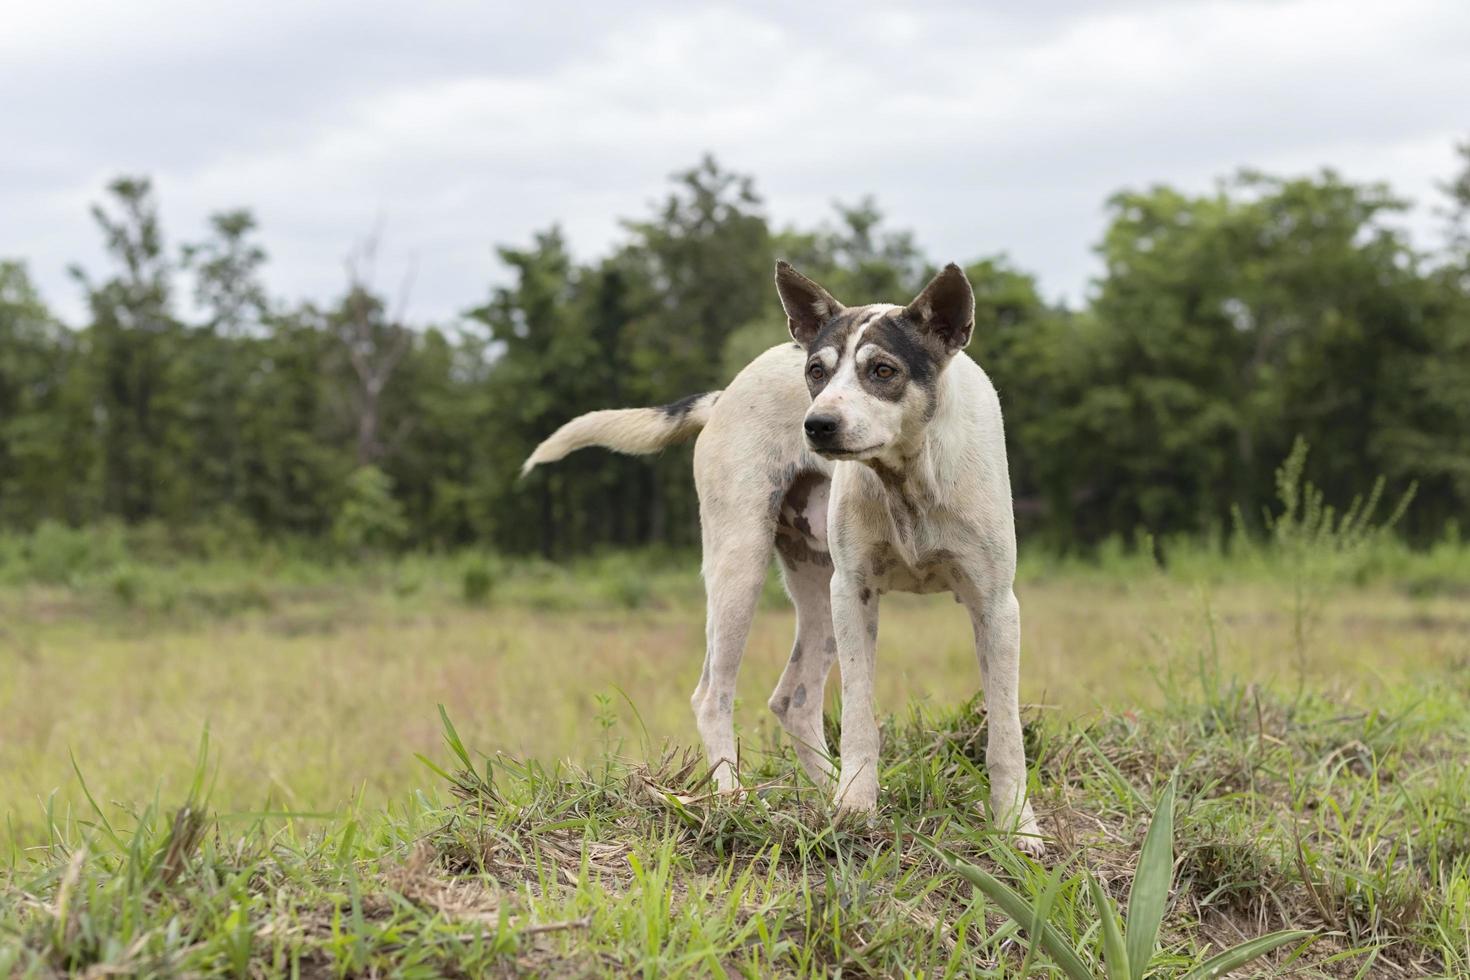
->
<box><xmin>3</xmin><ymin>149</ymin><xmax>1467</xmax><ymax>555</ymax></box>
<box><xmin>71</xmin><ymin>177</ymin><xmax>194</xmax><ymax>524</ymax></box>
<box><xmin>329</xmin><ymin>235</ymin><xmax>415</xmax><ymax>467</ymax></box>
<box><xmin>0</xmin><ymin>263</ymin><xmax>94</xmax><ymax>524</ymax></box>
<box><xmin>466</xmin><ymin>228</ymin><xmax>583</xmax><ymax>556</ymax></box>
<box><xmin>179</xmin><ymin>209</ymin><xmax>271</xmax><ymax>514</ymax></box>
<box><xmin>1040</xmin><ymin>169</ymin><xmax>1468</xmax><ymax>544</ymax></box>
<box><xmin>233</xmin><ymin>308</ymin><xmax>349</xmax><ymax>536</ymax></box>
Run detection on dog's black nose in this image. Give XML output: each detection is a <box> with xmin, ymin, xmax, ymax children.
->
<box><xmin>804</xmin><ymin>414</ymin><xmax>841</xmax><ymax>442</ymax></box>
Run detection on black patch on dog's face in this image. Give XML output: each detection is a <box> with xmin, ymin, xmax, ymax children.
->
<box><xmin>862</xmin><ymin>316</ymin><xmax>939</xmax><ymax>387</ymax></box>
<box><xmin>805</xmin><ymin>362</ymin><xmax>830</xmax><ymax>399</ymax></box>
<box><xmin>854</xmin><ymin>314</ymin><xmax>946</xmax><ymax>410</ymax></box>
<box><xmin>802</xmin><ymin>307</ymin><xmax>868</xmax><ymax>398</ymax></box>
<box><xmin>803</xmin><ymin>308</ymin><xmax>947</xmax><ymax>408</ymax></box>
<box><xmin>808</xmin><ymin>307</ymin><xmax>867</xmax><ymax>353</ymax></box>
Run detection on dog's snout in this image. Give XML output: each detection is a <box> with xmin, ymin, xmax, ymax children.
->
<box><xmin>804</xmin><ymin>414</ymin><xmax>841</xmax><ymax>442</ymax></box>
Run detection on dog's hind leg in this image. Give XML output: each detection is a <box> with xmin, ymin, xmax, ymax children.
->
<box><xmin>768</xmin><ymin>553</ymin><xmax>837</xmax><ymax>788</ymax></box>
<box><xmin>690</xmin><ymin>512</ymin><xmax>772</xmax><ymax>792</ymax></box>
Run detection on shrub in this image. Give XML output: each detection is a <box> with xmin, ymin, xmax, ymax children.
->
<box><xmin>109</xmin><ymin>566</ymin><xmax>142</xmax><ymax>607</ymax></box>
<box><xmin>461</xmin><ymin>559</ymin><xmax>495</xmax><ymax>604</ymax></box>
<box><xmin>332</xmin><ymin>466</ymin><xmax>409</xmax><ymax>556</ymax></box>
<box><xmin>24</xmin><ymin>520</ymin><xmax>127</xmax><ymax>585</ymax></box>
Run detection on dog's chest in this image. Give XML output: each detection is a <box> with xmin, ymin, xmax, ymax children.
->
<box><xmin>867</xmin><ymin>540</ymin><xmax>960</xmax><ymax>595</ymax></box>
<box><xmin>856</xmin><ymin>467</ymin><xmax>971</xmax><ymax>596</ymax></box>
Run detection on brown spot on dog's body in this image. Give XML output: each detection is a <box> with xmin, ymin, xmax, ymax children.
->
<box><xmin>775</xmin><ymin>531</ymin><xmax>833</xmax><ymax>568</ymax></box>
<box><xmin>765</xmin><ymin>462</ymin><xmax>800</xmax><ymax>520</ymax></box>
<box><xmin>773</xmin><ymin>695</ymin><xmax>791</xmax><ymax>715</ymax></box>
<box><xmin>858</xmin><ymin>587</ymin><xmax>871</xmax><ymax>604</ymax></box>
<box><xmin>867</xmin><ymin>544</ymin><xmax>964</xmax><ymax>596</ymax></box>
<box><xmin>772</xmin><ymin>467</ymin><xmax>833</xmax><ymax>568</ymax></box>
<box><xmin>792</xmin><ymin>684</ymin><xmax>807</xmax><ymax>708</ymax></box>
<box><xmin>924</xmin><ymin>548</ymin><xmax>957</xmax><ymax>563</ymax></box>
<box><xmin>870</xmin><ymin>542</ymin><xmax>899</xmax><ymax>577</ymax></box>
<box><xmin>790</xmin><ymin>642</ymin><xmax>803</xmax><ymax>664</ymax></box>
<box><xmin>784</xmin><ymin>470</ymin><xmax>822</xmax><ymax>512</ymax></box>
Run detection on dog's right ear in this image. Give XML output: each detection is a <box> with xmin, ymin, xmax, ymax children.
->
<box><xmin>775</xmin><ymin>261</ymin><xmax>844</xmax><ymax>347</ymax></box>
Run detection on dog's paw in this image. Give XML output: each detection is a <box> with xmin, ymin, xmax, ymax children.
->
<box><xmin>988</xmin><ymin>797</ymin><xmax>1046</xmax><ymax>859</ymax></box>
<box><xmin>1012</xmin><ymin>832</ymin><xmax>1048</xmax><ymax>860</ymax></box>
<box><xmin>833</xmin><ymin>777</ymin><xmax>878</xmax><ymax>817</ymax></box>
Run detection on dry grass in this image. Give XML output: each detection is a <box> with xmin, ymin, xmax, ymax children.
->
<box><xmin>1</xmin><ymin>569</ymin><xmax>1464</xmax><ymax>848</ymax></box>
<box><xmin>2</xmin><ymin>557</ymin><xmax>1468</xmax><ymax>976</ymax></box>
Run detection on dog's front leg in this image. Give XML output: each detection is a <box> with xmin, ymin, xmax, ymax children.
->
<box><xmin>966</xmin><ymin>587</ymin><xmax>1044</xmax><ymax>855</ymax></box>
<box><xmin>831</xmin><ymin>573</ymin><xmax>880</xmax><ymax>814</ymax></box>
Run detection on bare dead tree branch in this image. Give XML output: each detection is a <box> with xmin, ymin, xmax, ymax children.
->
<box><xmin>334</xmin><ymin>224</ymin><xmax>415</xmax><ymax>466</ymax></box>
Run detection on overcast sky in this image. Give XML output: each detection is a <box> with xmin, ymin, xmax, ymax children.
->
<box><xmin>4</xmin><ymin>0</ymin><xmax>1468</xmax><ymax>325</ymax></box>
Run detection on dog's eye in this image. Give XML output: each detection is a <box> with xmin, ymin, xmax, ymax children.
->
<box><xmin>871</xmin><ymin>363</ymin><xmax>896</xmax><ymax>381</ymax></box>
<box><xmin>807</xmin><ymin>363</ymin><xmax>826</xmax><ymax>382</ymax></box>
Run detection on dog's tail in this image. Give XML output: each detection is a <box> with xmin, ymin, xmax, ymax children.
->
<box><xmin>520</xmin><ymin>391</ymin><xmax>722</xmax><ymax>477</ymax></box>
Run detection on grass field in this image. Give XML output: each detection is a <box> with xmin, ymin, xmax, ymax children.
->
<box><xmin>2</xmin><ymin>547</ymin><xmax>1469</xmax><ymax>975</ymax></box>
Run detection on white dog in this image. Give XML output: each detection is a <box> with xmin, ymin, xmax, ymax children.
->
<box><xmin>523</xmin><ymin>261</ymin><xmax>1043</xmax><ymax>852</ymax></box>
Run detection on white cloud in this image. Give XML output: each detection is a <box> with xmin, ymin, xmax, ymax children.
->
<box><xmin>1</xmin><ymin>0</ymin><xmax>1466</xmax><ymax>323</ymax></box>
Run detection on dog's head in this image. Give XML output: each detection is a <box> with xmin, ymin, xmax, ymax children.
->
<box><xmin>774</xmin><ymin>261</ymin><xmax>975</xmax><ymax>462</ymax></box>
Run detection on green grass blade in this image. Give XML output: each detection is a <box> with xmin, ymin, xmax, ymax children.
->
<box><xmin>1080</xmin><ymin>728</ymin><xmax>1146</xmax><ymax>809</ymax></box>
<box><xmin>413</xmin><ymin>752</ymin><xmax>459</xmax><ymax>787</ymax></box>
<box><xmin>437</xmin><ymin>704</ymin><xmax>474</xmax><ymax>771</ymax></box>
<box><xmin>613</xmin><ymin>684</ymin><xmax>653</xmax><ymax>757</ymax></box>
<box><xmin>1179</xmin><ymin>930</ymin><xmax>1314</xmax><ymax>979</ymax></box>
<box><xmin>1088</xmin><ymin>873</ymin><xmax>1130</xmax><ymax>980</ymax></box>
<box><xmin>1019</xmin><ymin>859</ymin><xmax>1071</xmax><ymax>978</ymax></box>
<box><xmin>68</xmin><ymin>750</ymin><xmax>125</xmax><ymax>851</ymax></box>
<box><xmin>1126</xmin><ymin>775</ymin><xmax>1176</xmax><ymax>980</ymax></box>
<box><xmin>186</xmin><ymin>724</ymin><xmax>211</xmax><ymax>803</ymax></box>
<box><xmin>913</xmin><ymin>836</ymin><xmax>1093</xmax><ymax>980</ymax></box>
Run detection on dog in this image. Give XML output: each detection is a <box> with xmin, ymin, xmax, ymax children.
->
<box><xmin>522</xmin><ymin>261</ymin><xmax>1043</xmax><ymax>853</ymax></box>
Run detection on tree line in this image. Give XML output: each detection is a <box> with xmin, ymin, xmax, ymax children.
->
<box><xmin>2</xmin><ymin>148</ymin><xmax>1469</xmax><ymax>558</ymax></box>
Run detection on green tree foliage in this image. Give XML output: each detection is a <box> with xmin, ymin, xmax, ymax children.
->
<box><xmin>70</xmin><ymin>177</ymin><xmax>190</xmax><ymax>523</ymax></box>
<box><xmin>1</xmin><ymin>150</ymin><xmax>1467</xmax><ymax>554</ymax></box>
<box><xmin>0</xmin><ymin>261</ymin><xmax>93</xmax><ymax>524</ymax></box>
<box><xmin>1031</xmin><ymin>170</ymin><xmax>1470</xmax><ymax>542</ymax></box>
<box><xmin>333</xmin><ymin>465</ymin><xmax>409</xmax><ymax>555</ymax></box>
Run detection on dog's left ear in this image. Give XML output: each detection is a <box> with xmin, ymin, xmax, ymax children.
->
<box><xmin>905</xmin><ymin>263</ymin><xmax>975</xmax><ymax>354</ymax></box>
